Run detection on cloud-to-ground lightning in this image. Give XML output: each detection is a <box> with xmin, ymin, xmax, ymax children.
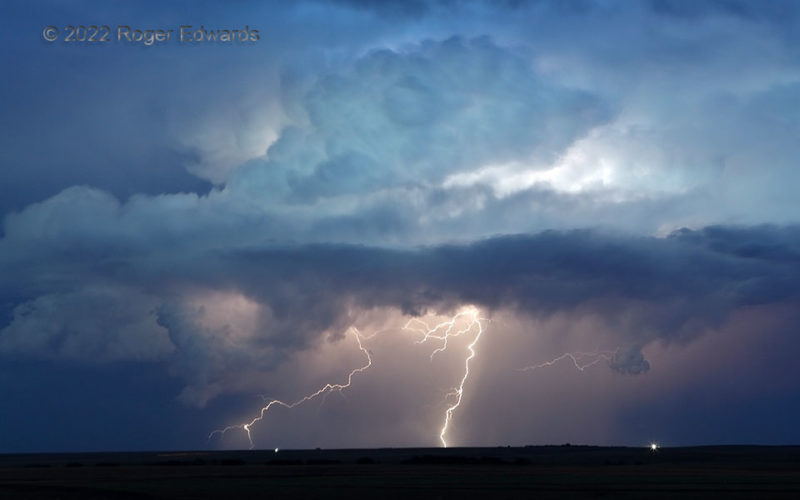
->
<box><xmin>209</xmin><ymin>327</ymin><xmax>372</xmax><ymax>449</ymax></box>
<box><xmin>519</xmin><ymin>350</ymin><xmax>616</xmax><ymax>373</ymax></box>
<box><xmin>410</xmin><ymin>306</ymin><xmax>486</xmax><ymax>447</ymax></box>
<box><xmin>408</xmin><ymin>307</ymin><xmax>484</xmax><ymax>360</ymax></box>
<box><xmin>211</xmin><ymin>306</ymin><xmax>487</xmax><ymax>449</ymax></box>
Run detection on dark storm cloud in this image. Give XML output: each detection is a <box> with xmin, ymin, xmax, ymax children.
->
<box><xmin>220</xmin><ymin>225</ymin><xmax>800</xmax><ymax>326</ymax></box>
<box><xmin>3</xmin><ymin>223</ymin><xmax>798</xmax><ymax>404</ymax></box>
<box><xmin>669</xmin><ymin>225</ymin><xmax>800</xmax><ymax>264</ymax></box>
<box><xmin>608</xmin><ymin>346</ymin><xmax>650</xmax><ymax>375</ymax></box>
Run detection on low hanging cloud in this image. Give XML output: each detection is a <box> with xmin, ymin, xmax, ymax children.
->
<box><xmin>0</xmin><ymin>286</ymin><xmax>171</xmax><ymax>363</ymax></box>
<box><xmin>2</xmin><ymin>220</ymin><xmax>799</xmax><ymax>405</ymax></box>
<box><xmin>609</xmin><ymin>346</ymin><xmax>651</xmax><ymax>375</ymax></box>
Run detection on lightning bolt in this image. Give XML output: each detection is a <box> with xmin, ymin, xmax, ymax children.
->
<box><xmin>409</xmin><ymin>308</ymin><xmax>483</xmax><ymax>360</ymax></box>
<box><xmin>210</xmin><ymin>306</ymin><xmax>487</xmax><ymax>450</ymax></box>
<box><xmin>519</xmin><ymin>350</ymin><xmax>616</xmax><ymax>372</ymax></box>
<box><xmin>410</xmin><ymin>306</ymin><xmax>485</xmax><ymax>447</ymax></box>
<box><xmin>209</xmin><ymin>327</ymin><xmax>372</xmax><ymax>449</ymax></box>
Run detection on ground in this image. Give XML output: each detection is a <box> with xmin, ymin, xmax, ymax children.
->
<box><xmin>2</xmin><ymin>445</ymin><xmax>799</xmax><ymax>499</ymax></box>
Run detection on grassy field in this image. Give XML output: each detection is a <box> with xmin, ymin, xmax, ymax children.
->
<box><xmin>2</xmin><ymin>445</ymin><xmax>799</xmax><ymax>498</ymax></box>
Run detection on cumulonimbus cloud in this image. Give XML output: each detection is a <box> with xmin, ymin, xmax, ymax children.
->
<box><xmin>2</xmin><ymin>10</ymin><xmax>800</xmax><ymax>410</ymax></box>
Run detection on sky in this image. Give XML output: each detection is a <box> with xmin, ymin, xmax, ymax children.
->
<box><xmin>1</xmin><ymin>0</ymin><xmax>799</xmax><ymax>453</ymax></box>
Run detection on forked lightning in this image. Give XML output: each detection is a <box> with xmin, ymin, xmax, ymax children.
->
<box><xmin>209</xmin><ymin>327</ymin><xmax>372</xmax><ymax>449</ymax></box>
<box><xmin>409</xmin><ymin>306</ymin><xmax>485</xmax><ymax>447</ymax></box>
<box><xmin>519</xmin><ymin>350</ymin><xmax>616</xmax><ymax>372</ymax></box>
<box><xmin>210</xmin><ymin>307</ymin><xmax>487</xmax><ymax>449</ymax></box>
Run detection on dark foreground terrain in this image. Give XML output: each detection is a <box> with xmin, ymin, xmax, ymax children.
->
<box><xmin>1</xmin><ymin>445</ymin><xmax>799</xmax><ymax>499</ymax></box>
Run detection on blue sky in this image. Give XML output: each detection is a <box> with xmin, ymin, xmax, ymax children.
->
<box><xmin>1</xmin><ymin>0</ymin><xmax>799</xmax><ymax>452</ymax></box>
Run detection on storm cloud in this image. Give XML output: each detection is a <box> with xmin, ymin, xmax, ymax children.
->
<box><xmin>3</xmin><ymin>222</ymin><xmax>798</xmax><ymax>405</ymax></box>
<box><xmin>2</xmin><ymin>0</ymin><xmax>800</xmax><ymax>450</ymax></box>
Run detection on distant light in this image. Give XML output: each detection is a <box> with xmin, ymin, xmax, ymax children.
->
<box><xmin>274</xmin><ymin>448</ymin><xmax>279</xmax><ymax>453</ymax></box>
<box><xmin>650</xmin><ymin>443</ymin><xmax>658</xmax><ymax>451</ymax></box>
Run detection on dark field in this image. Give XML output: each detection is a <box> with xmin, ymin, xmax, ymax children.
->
<box><xmin>2</xmin><ymin>445</ymin><xmax>799</xmax><ymax>499</ymax></box>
